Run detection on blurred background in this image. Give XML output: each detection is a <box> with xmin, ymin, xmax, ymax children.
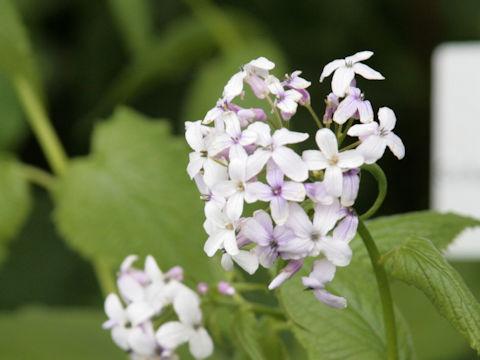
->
<box><xmin>0</xmin><ymin>0</ymin><xmax>479</xmax><ymax>359</ymax></box>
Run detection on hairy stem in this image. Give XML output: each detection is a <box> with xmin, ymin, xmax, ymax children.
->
<box><xmin>357</xmin><ymin>219</ymin><xmax>398</xmax><ymax>360</ymax></box>
<box><xmin>305</xmin><ymin>103</ymin><xmax>323</xmax><ymax>129</ymax></box>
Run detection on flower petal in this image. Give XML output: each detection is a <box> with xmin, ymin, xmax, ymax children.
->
<box><xmin>324</xmin><ymin>166</ymin><xmax>343</xmax><ymax>197</ymax></box>
<box><xmin>173</xmin><ymin>288</ymin><xmax>202</xmax><ymax>325</ymax></box>
<box><xmin>302</xmin><ymin>150</ymin><xmax>329</xmax><ymax>171</ymax></box>
<box><xmin>270</xmin><ymin>196</ymin><xmax>289</xmax><ymax>225</ymax></box>
<box><xmin>320</xmin><ymin>237</ymin><xmax>352</xmax><ymax>267</ymax></box>
<box><xmin>281</xmin><ymin>181</ymin><xmax>306</xmax><ymax>202</ymax></box>
<box><xmin>189</xmin><ymin>328</ymin><xmax>214</xmax><ymax>359</ymax></box>
<box><xmin>223</xmin><ymin>71</ymin><xmax>245</xmax><ymax>100</ymax></box>
<box><xmin>319</xmin><ymin>59</ymin><xmax>345</xmax><ymax>82</ymax></box>
<box><xmin>385</xmin><ymin>133</ymin><xmax>405</xmax><ymax>160</ymax></box>
<box><xmin>378</xmin><ymin>107</ymin><xmax>396</xmax><ymax>131</ymax></box>
<box><xmin>266</xmin><ymin>161</ymin><xmax>284</xmax><ymax>188</ymax></box>
<box><xmin>272</xmin><ymin>146</ymin><xmax>308</xmax><ymax>182</ymax></box>
<box><xmin>338</xmin><ymin>149</ymin><xmax>364</xmax><ymax>169</ymax></box>
<box><xmin>221</xmin><ymin>253</ymin><xmax>234</xmax><ymax>271</ymax></box>
<box><xmin>233</xmin><ymin>250</ymin><xmax>259</xmax><ymax>275</ymax></box>
<box><xmin>285</xmin><ymin>202</ymin><xmax>313</xmax><ymax>239</ymax></box>
<box><xmin>156</xmin><ymin>321</ymin><xmax>193</xmax><ymax>349</ymax></box>
<box><xmin>331</xmin><ymin>66</ymin><xmax>355</xmax><ymax>97</ymax></box>
<box><xmin>315</xmin><ymin>128</ymin><xmax>338</xmax><ymax>159</ymax></box>
<box><xmin>352</xmin><ymin>62</ymin><xmax>384</xmax><ymax>80</ymax></box>
<box><xmin>313</xmin><ymin>289</ymin><xmax>347</xmax><ymax>309</ymax></box>
<box><xmin>346</xmin><ymin>51</ymin><xmax>373</xmax><ymax>63</ymax></box>
<box><xmin>333</xmin><ymin>95</ymin><xmax>357</xmax><ymax>124</ymax></box>
<box><xmin>357</xmin><ymin>100</ymin><xmax>373</xmax><ymax>123</ymax></box>
<box><xmin>104</xmin><ymin>293</ymin><xmax>127</xmax><ymax>325</ymax></box>
<box><xmin>272</xmin><ymin>128</ymin><xmax>309</xmax><ymax>147</ymax></box>
<box><xmin>357</xmin><ymin>135</ymin><xmax>387</xmax><ymax>164</ymax></box>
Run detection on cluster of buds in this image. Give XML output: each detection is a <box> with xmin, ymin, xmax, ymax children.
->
<box><xmin>185</xmin><ymin>51</ymin><xmax>404</xmax><ymax>308</ymax></box>
<box><xmin>102</xmin><ymin>255</ymin><xmax>213</xmax><ymax>359</ymax></box>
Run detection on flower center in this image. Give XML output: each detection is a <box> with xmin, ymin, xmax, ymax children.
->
<box><xmin>329</xmin><ymin>155</ymin><xmax>339</xmax><ymax>166</ymax></box>
<box><xmin>236</xmin><ymin>182</ymin><xmax>245</xmax><ymax>192</ymax></box>
<box><xmin>225</xmin><ymin>223</ymin><xmax>234</xmax><ymax>230</ymax></box>
<box><xmin>272</xmin><ymin>187</ymin><xmax>281</xmax><ymax>196</ymax></box>
<box><xmin>200</xmin><ymin>150</ymin><xmax>208</xmax><ymax>158</ymax></box>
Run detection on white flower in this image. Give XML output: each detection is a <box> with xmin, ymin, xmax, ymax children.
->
<box><xmin>156</xmin><ymin>289</ymin><xmax>213</xmax><ymax>360</ymax></box>
<box><xmin>302</xmin><ymin>128</ymin><xmax>363</xmax><ymax>197</ymax></box>
<box><xmin>248</xmin><ymin>122</ymin><xmax>309</xmax><ymax>182</ymax></box>
<box><xmin>347</xmin><ymin>107</ymin><xmax>405</xmax><ymax>164</ymax></box>
<box><xmin>203</xmin><ymin>206</ymin><xmax>241</xmax><ymax>256</ymax></box>
<box><xmin>319</xmin><ymin>51</ymin><xmax>384</xmax><ymax>97</ymax></box>
<box><xmin>221</xmin><ymin>250</ymin><xmax>259</xmax><ymax>274</ymax></box>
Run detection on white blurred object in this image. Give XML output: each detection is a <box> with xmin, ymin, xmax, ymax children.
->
<box><xmin>431</xmin><ymin>42</ymin><xmax>480</xmax><ymax>260</ymax></box>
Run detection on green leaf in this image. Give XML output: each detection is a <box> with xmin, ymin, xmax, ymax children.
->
<box><xmin>351</xmin><ymin>211</ymin><xmax>480</xmax><ymax>260</ymax></box>
<box><xmin>234</xmin><ymin>310</ymin><xmax>266</xmax><ymax>360</ymax></box>
<box><xmin>383</xmin><ymin>236</ymin><xmax>480</xmax><ymax>354</ymax></box>
<box><xmin>107</xmin><ymin>0</ymin><xmax>153</xmax><ymax>56</ymax></box>
<box><xmin>0</xmin><ymin>154</ymin><xmax>31</xmax><ymax>264</ymax></box>
<box><xmin>279</xmin><ymin>260</ymin><xmax>415</xmax><ymax>360</ymax></box>
<box><xmin>0</xmin><ymin>306</ymin><xmax>123</xmax><ymax>359</ymax></box>
<box><xmin>0</xmin><ymin>72</ymin><xmax>28</xmax><ymax>150</ymax></box>
<box><xmin>0</xmin><ymin>0</ymin><xmax>41</xmax><ymax>93</ymax></box>
<box><xmin>180</xmin><ymin>39</ymin><xmax>287</xmax><ymax>125</ymax></box>
<box><xmin>54</xmin><ymin>107</ymin><xmax>219</xmax><ymax>281</ymax></box>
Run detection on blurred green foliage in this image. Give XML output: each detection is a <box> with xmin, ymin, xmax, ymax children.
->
<box><xmin>0</xmin><ymin>0</ymin><xmax>479</xmax><ymax>359</ymax></box>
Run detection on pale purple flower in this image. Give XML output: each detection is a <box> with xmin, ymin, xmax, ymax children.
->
<box><xmin>268</xmin><ymin>259</ymin><xmax>303</xmax><ymax>290</ymax></box>
<box><xmin>320</xmin><ymin>51</ymin><xmax>384</xmax><ymax>97</ymax></box>
<box><xmin>323</xmin><ymin>93</ymin><xmax>339</xmax><ymax>124</ymax></box>
<box><xmin>266</xmin><ymin>75</ymin><xmax>302</xmax><ymax>120</ymax></box>
<box><xmin>283</xmin><ymin>71</ymin><xmax>311</xmax><ymax>105</ymax></box>
<box><xmin>248</xmin><ymin>123</ymin><xmax>309</xmax><ymax>182</ymax></box>
<box><xmin>197</xmin><ymin>283</ymin><xmax>209</xmax><ymax>295</ymax></box>
<box><xmin>347</xmin><ymin>107</ymin><xmax>405</xmax><ymax>164</ymax></box>
<box><xmin>284</xmin><ymin>202</ymin><xmax>352</xmax><ymax>266</ymax></box>
<box><xmin>341</xmin><ymin>169</ymin><xmax>360</xmax><ymax>207</ymax></box>
<box><xmin>241</xmin><ymin>210</ymin><xmax>297</xmax><ymax>268</ymax></box>
<box><xmin>218</xmin><ymin>281</ymin><xmax>236</xmax><ymax>296</ymax></box>
<box><xmin>223</xmin><ymin>57</ymin><xmax>275</xmax><ymax>100</ymax></box>
<box><xmin>334</xmin><ymin>208</ymin><xmax>358</xmax><ymax>243</ymax></box>
<box><xmin>304</xmin><ymin>181</ymin><xmax>334</xmax><ymax>205</ymax></box>
<box><xmin>303</xmin><ymin>128</ymin><xmax>364</xmax><ymax>197</ymax></box>
<box><xmin>248</xmin><ymin>162</ymin><xmax>305</xmax><ymax>224</ymax></box>
<box><xmin>302</xmin><ymin>259</ymin><xmax>347</xmax><ymax>308</ymax></box>
<box><xmin>333</xmin><ymin>87</ymin><xmax>373</xmax><ymax>124</ymax></box>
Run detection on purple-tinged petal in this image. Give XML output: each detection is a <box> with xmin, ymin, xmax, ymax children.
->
<box><xmin>313</xmin><ymin>289</ymin><xmax>347</xmax><ymax>309</ymax></box>
<box><xmin>241</xmin><ymin>214</ymin><xmax>272</xmax><ymax>246</ymax></box>
<box><xmin>266</xmin><ymin>161</ymin><xmax>284</xmax><ymax>188</ymax></box>
<box><xmin>333</xmin><ymin>95</ymin><xmax>357</xmax><ymax>124</ymax></box>
<box><xmin>246</xmin><ymin>181</ymin><xmax>273</xmax><ymax>202</ymax></box>
<box><xmin>272</xmin><ymin>146</ymin><xmax>308</xmax><ymax>182</ymax></box>
<box><xmin>303</xmin><ymin>259</ymin><xmax>336</xmax><ymax>288</ymax></box>
<box><xmin>341</xmin><ymin>169</ymin><xmax>360</xmax><ymax>207</ymax></box>
<box><xmin>254</xmin><ymin>245</ymin><xmax>278</xmax><ymax>268</ymax></box>
<box><xmin>268</xmin><ymin>259</ymin><xmax>303</xmax><ymax>290</ymax></box>
<box><xmin>277</xmin><ymin>236</ymin><xmax>312</xmax><ymax>260</ymax></box>
<box><xmin>357</xmin><ymin>100</ymin><xmax>374</xmax><ymax>123</ymax></box>
<box><xmin>334</xmin><ymin>213</ymin><xmax>358</xmax><ymax>243</ymax></box>
<box><xmin>304</xmin><ymin>181</ymin><xmax>333</xmax><ymax>204</ymax></box>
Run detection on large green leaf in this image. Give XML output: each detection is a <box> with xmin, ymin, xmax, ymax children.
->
<box><xmin>0</xmin><ymin>0</ymin><xmax>40</xmax><ymax>93</ymax></box>
<box><xmin>351</xmin><ymin>211</ymin><xmax>480</xmax><ymax>260</ymax></box>
<box><xmin>383</xmin><ymin>236</ymin><xmax>480</xmax><ymax>354</ymax></box>
<box><xmin>279</xmin><ymin>259</ymin><xmax>415</xmax><ymax>360</ymax></box>
<box><xmin>0</xmin><ymin>306</ymin><xmax>122</xmax><ymax>359</ymax></box>
<box><xmin>233</xmin><ymin>310</ymin><xmax>266</xmax><ymax>360</ymax></box>
<box><xmin>0</xmin><ymin>154</ymin><xmax>31</xmax><ymax>264</ymax></box>
<box><xmin>54</xmin><ymin>107</ymin><xmax>219</xmax><ymax>281</ymax></box>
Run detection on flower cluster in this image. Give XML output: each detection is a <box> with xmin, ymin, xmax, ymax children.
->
<box><xmin>186</xmin><ymin>51</ymin><xmax>404</xmax><ymax>308</ymax></box>
<box><xmin>103</xmin><ymin>255</ymin><xmax>213</xmax><ymax>359</ymax></box>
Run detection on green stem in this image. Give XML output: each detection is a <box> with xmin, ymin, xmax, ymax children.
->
<box><xmin>337</xmin><ymin>118</ymin><xmax>354</xmax><ymax>146</ymax></box>
<box><xmin>360</xmin><ymin>164</ymin><xmax>387</xmax><ymax>220</ymax></box>
<box><xmin>357</xmin><ymin>219</ymin><xmax>398</xmax><ymax>360</ymax></box>
<box><xmin>266</xmin><ymin>95</ymin><xmax>283</xmax><ymax>128</ymax></box>
<box><xmin>209</xmin><ymin>297</ymin><xmax>285</xmax><ymax>320</ymax></box>
<box><xmin>14</xmin><ymin>76</ymin><xmax>68</xmax><ymax>175</ymax></box>
<box><xmin>21</xmin><ymin>164</ymin><xmax>56</xmax><ymax>191</ymax></box>
<box><xmin>93</xmin><ymin>259</ymin><xmax>117</xmax><ymax>297</ymax></box>
<box><xmin>305</xmin><ymin>103</ymin><xmax>323</xmax><ymax>129</ymax></box>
